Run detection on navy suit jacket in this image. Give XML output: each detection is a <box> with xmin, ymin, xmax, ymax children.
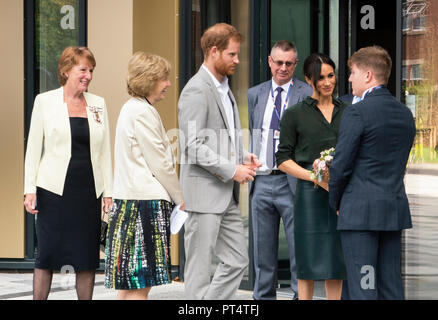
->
<box><xmin>248</xmin><ymin>78</ymin><xmax>312</xmax><ymax>194</ymax></box>
<box><xmin>329</xmin><ymin>87</ymin><xmax>416</xmax><ymax>231</ymax></box>
<box><xmin>338</xmin><ymin>93</ymin><xmax>354</xmax><ymax>105</ymax></box>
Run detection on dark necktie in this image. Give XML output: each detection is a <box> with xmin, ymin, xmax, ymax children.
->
<box><xmin>267</xmin><ymin>87</ymin><xmax>283</xmax><ymax>168</ymax></box>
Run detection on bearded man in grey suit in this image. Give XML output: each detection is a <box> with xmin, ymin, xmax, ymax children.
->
<box><xmin>248</xmin><ymin>41</ymin><xmax>312</xmax><ymax>300</ymax></box>
<box><xmin>178</xmin><ymin>23</ymin><xmax>261</xmax><ymax>300</ymax></box>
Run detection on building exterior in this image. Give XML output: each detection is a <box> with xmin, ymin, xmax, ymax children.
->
<box><xmin>0</xmin><ymin>0</ymin><xmax>437</xmax><ymax>299</ymax></box>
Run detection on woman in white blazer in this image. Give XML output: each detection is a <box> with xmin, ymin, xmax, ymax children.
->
<box><xmin>104</xmin><ymin>52</ymin><xmax>185</xmax><ymax>300</ymax></box>
<box><xmin>23</xmin><ymin>47</ymin><xmax>113</xmax><ymax>300</ymax></box>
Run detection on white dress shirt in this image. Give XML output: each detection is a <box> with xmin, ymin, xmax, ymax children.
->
<box><xmin>202</xmin><ymin>64</ymin><xmax>236</xmax><ymax>146</ymax></box>
<box><xmin>258</xmin><ymin>79</ymin><xmax>293</xmax><ymax>174</ymax></box>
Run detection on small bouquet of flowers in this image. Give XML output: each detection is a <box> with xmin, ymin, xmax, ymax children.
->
<box><xmin>309</xmin><ymin>147</ymin><xmax>335</xmax><ymax>187</ymax></box>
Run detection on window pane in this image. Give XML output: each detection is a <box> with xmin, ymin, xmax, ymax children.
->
<box><xmin>413</xmin><ymin>15</ymin><xmax>426</xmax><ymax>30</ymax></box>
<box><xmin>36</xmin><ymin>0</ymin><xmax>80</xmax><ymax>93</ymax></box>
<box><xmin>402</xmin><ymin>0</ymin><xmax>438</xmax><ymax>300</ymax></box>
<box><xmin>231</xmin><ymin>0</ymin><xmax>250</xmax><ymax>284</ymax></box>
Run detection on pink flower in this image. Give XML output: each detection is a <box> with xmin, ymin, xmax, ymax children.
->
<box><xmin>318</xmin><ymin>160</ymin><xmax>327</xmax><ymax>171</ymax></box>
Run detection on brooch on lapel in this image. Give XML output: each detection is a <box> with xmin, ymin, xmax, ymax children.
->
<box><xmin>87</xmin><ymin>105</ymin><xmax>103</xmax><ymax>124</ymax></box>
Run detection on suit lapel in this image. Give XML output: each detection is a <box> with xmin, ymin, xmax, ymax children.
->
<box><xmin>199</xmin><ymin>68</ymin><xmax>231</xmax><ymax>131</ymax></box>
<box><xmin>253</xmin><ymin>82</ymin><xmax>270</xmax><ymax>130</ymax></box>
<box><xmin>287</xmin><ymin>79</ymin><xmax>301</xmax><ymax>109</ymax></box>
<box><xmin>229</xmin><ymin>90</ymin><xmax>239</xmax><ymax>130</ymax></box>
<box><xmin>56</xmin><ymin>87</ymin><xmax>71</xmax><ymax>138</ymax></box>
<box><xmin>84</xmin><ymin>93</ymin><xmax>105</xmax><ymax>153</ymax></box>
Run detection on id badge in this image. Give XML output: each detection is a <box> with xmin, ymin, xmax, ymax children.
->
<box><xmin>274</xmin><ymin>130</ymin><xmax>280</xmax><ymax>140</ymax></box>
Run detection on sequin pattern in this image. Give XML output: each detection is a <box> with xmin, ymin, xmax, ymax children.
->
<box><xmin>104</xmin><ymin>199</ymin><xmax>173</xmax><ymax>289</ymax></box>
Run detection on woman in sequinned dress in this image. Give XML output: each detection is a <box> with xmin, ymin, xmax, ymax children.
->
<box><xmin>104</xmin><ymin>52</ymin><xmax>185</xmax><ymax>300</ymax></box>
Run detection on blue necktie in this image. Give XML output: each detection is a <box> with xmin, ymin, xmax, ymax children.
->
<box><xmin>268</xmin><ymin>87</ymin><xmax>283</xmax><ymax>168</ymax></box>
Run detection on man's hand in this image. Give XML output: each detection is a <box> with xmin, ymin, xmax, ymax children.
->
<box><xmin>233</xmin><ymin>165</ymin><xmax>257</xmax><ymax>184</ymax></box>
<box><xmin>24</xmin><ymin>194</ymin><xmax>38</xmax><ymax>215</ymax></box>
<box><xmin>244</xmin><ymin>153</ymin><xmax>262</xmax><ymax>171</ymax></box>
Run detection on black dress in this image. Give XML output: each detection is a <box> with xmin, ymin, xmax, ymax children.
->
<box><xmin>35</xmin><ymin>117</ymin><xmax>101</xmax><ymax>271</ymax></box>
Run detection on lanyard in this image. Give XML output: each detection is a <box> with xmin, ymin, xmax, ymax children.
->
<box><xmin>270</xmin><ymin>81</ymin><xmax>294</xmax><ymax>121</ymax></box>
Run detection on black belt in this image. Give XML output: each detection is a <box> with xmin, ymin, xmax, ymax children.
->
<box><xmin>269</xmin><ymin>170</ymin><xmax>285</xmax><ymax>175</ymax></box>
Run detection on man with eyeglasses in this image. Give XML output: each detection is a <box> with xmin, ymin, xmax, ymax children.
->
<box><xmin>248</xmin><ymin>40</ymin><xmax>312</xmax><ymax>300</ymax></box>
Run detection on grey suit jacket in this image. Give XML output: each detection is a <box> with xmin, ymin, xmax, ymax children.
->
<box><xmin>248</xmin><ymin>78</ymin><xmax>312</xmax><ymax>194</ymax></box>
<box><xmin>178</xmin><ymin>67</ymin><xmax>245</xmax><ymax>214</ymax></box>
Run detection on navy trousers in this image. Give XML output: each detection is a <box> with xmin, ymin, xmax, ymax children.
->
<box><xmin>340</xmin><ymin>230</ymin><xmax>404</xmax><ymax>300</ymax></box>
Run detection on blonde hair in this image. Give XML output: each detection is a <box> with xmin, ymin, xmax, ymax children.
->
<box><xmin>201</xmin><ymin>23</ymin><xmax>244</xmax><ymax>58</ymax></box>
<box><xmin>348</xmin><ymin>45</ymin><xmax>392</xmax><ymax>84</ymax></box>
<box><xmin>126</xmin><ymin>52</ymin><xmax>171</xmax><ymax>98</ymax></box>
<box><xmin>58</xmin><ymin>46</ymin><xmax>96</xmax><ymax>86</ymax></box>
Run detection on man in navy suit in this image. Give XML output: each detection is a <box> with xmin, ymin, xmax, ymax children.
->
<box><xmin>248</xmin><ymin>40</ymin><xmax>312</xmax><ymax>300</ymax></box>
<box><xmin>329</xmin><ymin>46</ymin><xmax>416</xmax><ymax>299</ymax></box>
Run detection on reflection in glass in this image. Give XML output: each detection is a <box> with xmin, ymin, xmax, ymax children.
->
<box><xmin>190</xmin><ymin>0</ymin><xmax>251</xmax><ymax>285</ymax></box>
<box><xmin>231</xmin><ymin>0</ymin><xmax>250</xmax><ymax>284</ymax></box>
<box><xmin>33</xmin><ymin>0</ymin><xmax>82</xmax><ymax>258</ymax></box>
<box><xmin>36</xmin><ymin>0</ymin><xmax>80</xmax><ymax>93</ymax></box>
<box><xmin>402</xmin><ymin>0</ymin><xmax>438</xmax><ymax>300</ymax></box>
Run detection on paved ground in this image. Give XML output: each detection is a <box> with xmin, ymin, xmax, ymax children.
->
<box><xmin>0</xmin><ymin>270</ymin><xmax>327</xmax><ymax>300</ymax></box>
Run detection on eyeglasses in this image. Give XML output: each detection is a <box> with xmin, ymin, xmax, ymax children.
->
<box><xmin>270</xmin><ymin>57</ymin><xmax>298</xmax><ymax>67</ymax></box>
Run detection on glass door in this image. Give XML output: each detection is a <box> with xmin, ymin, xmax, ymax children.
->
<box><xmin>179</xmin><ymin>0</ymin><xmax>252</xmax><ymax>289</ymax></box>
<box><xmin>269</xmin><ymin>0</ymin><xmax>335</xmax><ymax>290</ymax></box>
<box><xmin>24</xmin><ymin>0</ymin><xmax>87</xmax><ymax>260</ymax></box>
<box><xmin>402</xmin><ymin>0</ymin><xmax>438</xmax><ymax>300</ymax></box>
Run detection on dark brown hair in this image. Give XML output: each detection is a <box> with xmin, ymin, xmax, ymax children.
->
<box><xmin>303</xmin><ymin>53</ymin><xmax>337</xmax><ymax>93</ymax></box>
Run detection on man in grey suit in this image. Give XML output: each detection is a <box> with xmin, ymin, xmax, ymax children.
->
<box><xmin>248</xmin><ymin>40</ymin><xmax>312</xmax><ymax>300</ymax></box>
<box><xmin>178</xmin><ymin>23</ymin><xmax>261</xmax><ymax>300</ymax></box>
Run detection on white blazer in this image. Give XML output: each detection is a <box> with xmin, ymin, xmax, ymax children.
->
<box><xmin>24</xmin><ymin>87</ymin><xmax>113</xmax><ymax>198</ymax></box>
<box><xmin>113</xmin><ymin>97</ymin><xmax>184</xmax><ymax>205</ymax></box>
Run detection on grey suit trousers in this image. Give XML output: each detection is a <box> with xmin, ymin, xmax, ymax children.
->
<box><xmin>251</xmin><ymin>174</ymin><xmax>297</xmax><ymax>299</ymax></box>
<box><xmin>184</xmin><ymin>198</ymin><xmax>249</xmax><ymax>300</ymax></box>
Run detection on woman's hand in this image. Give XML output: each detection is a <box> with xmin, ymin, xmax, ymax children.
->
<box><xmin>317</xmin><ymin>179</ymin><xmax>329</xmax><ymax>192</ymax></box>
<box><xmin>24</xmin><ymin>194</ymin><xmax>38</xmax><ymax>215</ymax></box>
<box><xmin>103</xmin><ymin>197</ymin><xmax>113</xmax><ymax>213</ymax></box>
<box><xmin>179</xmin><ymin>202</ymin><xmax>186</xmax><ymax>211</ymax></box>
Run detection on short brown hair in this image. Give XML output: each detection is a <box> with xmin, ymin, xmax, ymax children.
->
<box><xmin>126</xmin><ymin>52</ymin><xmax>171</xmax><ymax>98</ymax></box>
<box><xmin>348</xmin><ymin>45</ymin><xmax>392</xmax><ymax>84</ymax></box>
<box><xmin>201</xmin><ymin>23</ymin><xmax>244</xmax><ymax>58</ymax></box>
<box><xmin>58</xmin><ymin>46</ymin><xmax>96</xmax><ymax>86</ymax></box>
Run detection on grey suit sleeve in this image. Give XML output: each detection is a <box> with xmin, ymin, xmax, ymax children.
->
<box><xmin>329</xmin><ymin>106</ymin><xmax>364</xmax><ymax>210</ymax></box>
<box><xmin>178</xmin><ymin>85</ymin><xmax>237</xmax><ymax>182</ymax></box>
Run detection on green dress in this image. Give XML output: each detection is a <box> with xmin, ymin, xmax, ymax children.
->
<box><xmin>276</xmin><ymin>96</ymin><xmax>347</xmax><ymax>280</ymax></box>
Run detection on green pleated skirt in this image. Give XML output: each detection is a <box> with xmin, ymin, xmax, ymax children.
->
<box><xmin>294</xmin><ymin>178</ymin><xmax>346</xmax><ymax>280</ymax></box>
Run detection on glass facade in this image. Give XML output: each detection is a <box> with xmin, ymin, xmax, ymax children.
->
<box><xmin>35</xmin><ymin>0</ymin><xmax>82</xmax><ymax>93</ymax></box>
<box><xmin>25</xmin><ymin>0</ymin><xmax>86</xmax><ymax>260</ymax></box>
<box><xmin>402</xmin><ymin>0</ymin><xmax>438</xmax><ymax>300</ymax></box>
<box><xmin>187</xmin><ymin>0</ymin><xmax>252</xmax><ymax>286</ymax></box>
<box><xmin>6</xmin><ymin>1</ymin><xmax>436</xmax><ymax>300</ymax></box>
<box><xmin>270</xmin><ymin>0</ymin><xmax>332</xmax><ymax>279</ymax></box>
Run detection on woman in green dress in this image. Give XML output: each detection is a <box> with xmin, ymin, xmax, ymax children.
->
<box><xmin>276</xmin><ymin>53</ymin><xmax>347</xmax><ymax>300</ymax></box>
